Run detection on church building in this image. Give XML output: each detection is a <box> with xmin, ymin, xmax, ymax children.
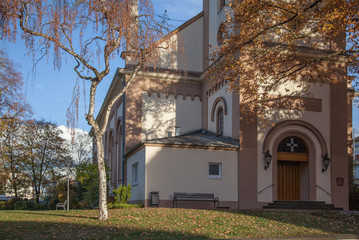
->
<box><xmin>94</xmin><ymin>0</ymin><xmax>349</xmax><ymax>210</ymax></box>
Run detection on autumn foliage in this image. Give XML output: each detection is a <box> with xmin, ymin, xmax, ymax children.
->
<box><xmin>208</xmin><ymin>0</ymin><xmax>358</xmax><ymax>120</ymax></box>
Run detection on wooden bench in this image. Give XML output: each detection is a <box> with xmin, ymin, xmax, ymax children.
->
<box><xmin>173</xmin><ymin>192</ymin><xmax>219</xmax><ymax>208</ymax></box>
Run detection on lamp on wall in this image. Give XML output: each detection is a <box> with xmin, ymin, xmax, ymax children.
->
<box><xmin>264</xmin><ymin>151</ymin><xmax>272</xmax><ymax>170</ymax></box>
<box><xmin>322</xmin><ymin>154</ymin><xmax>331</xmax><ymax>172</ymax></box>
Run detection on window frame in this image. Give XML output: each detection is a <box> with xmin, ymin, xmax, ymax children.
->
<box><xmin>216</xmin><ymin>106</ymin><xmax>224</xmax><ymax>136</ymax></box>
<box><xmin>217</xmin><ymin>22</ymin><xmax>225</xmax><ymax>46</ymax></box>
<box><xmin>218</xmin><ymin>0</ymin><xmax>225</xmax><ymax>13</ymax></box>
<box><xmin>132</xmin><ymin>163</ymin><xmax>138</xmax><ymax>186</ymax></box>
<box><xmin>175</xmin><ymin>126</ymin><xmax>181</xmax><ymax>136</ymax></box>
<box><xmin>208</xmin><ymin>162</ymin><xmax>222</xmax><ymax>179</ymax></box>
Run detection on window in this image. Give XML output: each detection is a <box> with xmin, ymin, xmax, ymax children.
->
<box><xmin>217</xmin><ymin>107</ymin><xmax>224</xmax><ymax>136</ymax></box>
<box><xmin>175</xmin><ymin>126</ymin><xmax>181</xmax><ymax>136</ymax></box>
<box><xmin>217</xmin><ymin>23</ymin><xmax>225</xmax><ymax>46</ymax></box>
<box><xmin>218</xmin><ymin>0</ymin><xmax>225</xmax><ymax>13</ymax></box>
<box><xmin>277</xmin><ymin>137</ymin><xmax>307</xmax><ymax>153</ymax></box>
<box><xmin>132</xmin><ymin>163</ymin><xmax>138</xmax><ymax>185</ymax></box>
<box><xmin>209</xmin><ymin>163</ymin><xmax>222</xmax><ymax>178</ymax></box>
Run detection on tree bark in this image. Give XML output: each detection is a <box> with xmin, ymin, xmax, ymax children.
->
<box><xmin>95</xmin><ymin>136</ymin><xmax>108</xmax><ymax>221</ymax></box>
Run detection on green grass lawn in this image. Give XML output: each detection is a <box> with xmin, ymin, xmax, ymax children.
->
<box><xmin>0</xmin><ymin>208</ymin><xmax>359</xmax><ymax>239</ymax></box>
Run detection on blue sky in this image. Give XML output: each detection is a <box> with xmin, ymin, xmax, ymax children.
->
<box><xmin>1</xmin><ymin>1</ymin><xmax>358</xmax><ymax>134</ymax></box>
<box><xmin>0</xmin><ymin>1</ymin><xmax>203</xmax><ymax>132</ymax></box>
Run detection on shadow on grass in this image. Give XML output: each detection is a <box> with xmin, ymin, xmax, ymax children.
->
<box><xmin>0</xmin><ymin>219</ymin><xmax>209</xmax><ymax>240</ymax></box>
<box><xmin>232</xmin><ymin>209</ymin><xmax>359</xmax><ymax>236</ymax></box>
<box><xmin>18</xmin><ymin>210</ymin><xmax>98</xmax><ymax>220</ymax></box>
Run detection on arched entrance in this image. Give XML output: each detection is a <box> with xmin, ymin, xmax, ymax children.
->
<box><xmin>277</xmin><ymin>137</ymin><xmax>308</xmax><ymax>201</ymax></box>
<box><xmin>262</xmin><ymin>120</ymin><xmax>330</xmax><ymax>202</ymax></box>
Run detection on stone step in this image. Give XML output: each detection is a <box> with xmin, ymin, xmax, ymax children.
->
<box><xmin>272</xmin><ymin>200</ymin><xmax>326</xmax><ymax>205</ymax></box>
<box><xmin>263</xmin><ymin>201</ymin><xmax>343</xmax><ymax>210</ymax></box>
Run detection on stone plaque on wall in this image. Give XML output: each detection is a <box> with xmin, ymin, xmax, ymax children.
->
<box><xmin>268</xmin><ymin>95</ymin><xmax>322</xmax><ymax>112</ymax></box>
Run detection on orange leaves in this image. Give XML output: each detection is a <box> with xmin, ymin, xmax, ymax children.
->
<box><xmin>206</xmin><ymin>0</ymin><xmax>354</xmax><ymax>124</ymax></box>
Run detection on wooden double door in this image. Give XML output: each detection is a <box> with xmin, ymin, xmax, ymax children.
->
<box><xmin>276</xmin><ymin>137</ymin><xmax>309</xmax><ymax>201</ymax></box>
<box><xmin>277</xmin><ymin>161</ymin><xmax>300</xmax><ymax>201</ymax></box>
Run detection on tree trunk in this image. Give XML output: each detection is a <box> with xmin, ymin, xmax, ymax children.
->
<box><xmin>96</xmin><ymin>136</ymin><xmax>108</xmax><ymax>221</ymax></box>
<box><xmin>13</xmin><ymin>180</ymin><xmax>18</xmax><ymax>198</ymax></box>
<box><xmin>36</xmin><ymin>190</ymin><xmax>40</xmax><ymax>204</ymax></box>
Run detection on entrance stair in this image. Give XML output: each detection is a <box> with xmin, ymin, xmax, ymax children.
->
<box><xmin>263</xmin><ymin>201</ymin><xmax>343</xmax><ymax>210</ymax></box>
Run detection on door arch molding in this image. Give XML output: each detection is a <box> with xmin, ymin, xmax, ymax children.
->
<box><xmin>271</xmin><ymin>131</ymin><xmax>317</xmax><ymax>201</ymax></box>
<box><xmin>263</xmin><ymin>120</ymin><xmax>328</xmax><ymax>158</ymax></box>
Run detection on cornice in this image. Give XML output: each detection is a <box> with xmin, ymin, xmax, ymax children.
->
<box><xmin>118</xmin><ymin>68</ymin><xmax>201</xmax><ymax>83</ymax></box>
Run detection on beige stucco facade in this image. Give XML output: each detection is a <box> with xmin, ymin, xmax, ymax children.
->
<box><xmin>142</xmin><ymin>92</ymin><xmax>202</xmax><ymax>140</ymax></box>
<box><xmin>127</xmin><ymin>145</ymin><xmax>238</xmax><ymax>208</ymax></box>
<box><xmin>126</xmin><ymin>147</ymin><xmax>146</xmax><ymax>201</ymax></box>
<box><xmin>149</xmin><ymin>13</ymin><xmax>203</xmax><ymax>73</ymax></box>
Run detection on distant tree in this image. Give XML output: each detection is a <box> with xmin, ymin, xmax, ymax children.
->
<box><xmin>0</xmin><ymin>118</ymin><xmax>30</xmax><ymax>198</ymax></box>
<box><xmin>0</xmin><ymin>50</ymin><xmax>31</xmax><ymax>196</ymax></box>
<box><xmin>21</xmin><ymin>120</ymin><xmax>70</xmax><ymax>203</ymax></box>
<box><xmin>0</xmin><ymin>0</ymin><xmax>171</xmax><ymax>220</ymax></box>
<box><xmin>209</xmin><ymin>0</ymin><xmax>358</xmax><ymax>121</ymax></box>
<box><xmin>0</xmin><ymin>50</ymin><xmax>30</xmax><ymax>123</ymax></box>
<box><xmin>72</xmin><ymin>131</ymin><xmax>92</xmax><ymax>164</ymax></box>
<box><xmin>75</xmin><ymin>162</ymin><xmax>100</xmax><ymax>207</ymax></box>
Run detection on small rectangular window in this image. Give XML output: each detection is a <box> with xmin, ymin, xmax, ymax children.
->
<box><xmin>175</xmin><ymin>127</ymin><xmax>181</xmax><ymax>136</ymax></box>
<box><xmin>132</xmin><ymin>163</ymin><xmax>138</xmax><ymax>185</ymax></box>
<box><xmin>208</xmin><ymin>163</ymin><xmax>222</xmax><ymax>178</ymax></box>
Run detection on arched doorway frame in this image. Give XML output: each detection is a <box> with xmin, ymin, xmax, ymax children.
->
<box><xmin>262</xmin><ymin>120</ymin><xmax>329</xmax><ymax>202</ymax></box>
<box><xmin>272</xmin><ymin>131</ymin><xmax>316</xmax><ymax>201</ymax></box>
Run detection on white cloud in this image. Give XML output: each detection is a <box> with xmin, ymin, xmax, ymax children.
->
<box><xmin>58</xmin><ymin>125</ymin><xmax>89</xmax><ymax>141</ymax></box>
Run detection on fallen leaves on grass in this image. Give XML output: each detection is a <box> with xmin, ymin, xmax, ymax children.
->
<box><xmin>0</xmin><ymin>209</ymin><xmax>358</xmax><ymax>239</ymax></box>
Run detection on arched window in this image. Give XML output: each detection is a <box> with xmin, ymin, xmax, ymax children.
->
<box><xmin>218</xmin><ymin>0</ymin><xmax>225</xmax><ymax>13</ymax></box>
<box><xmin>109</xmin><ymin>136</ymin><xmax>114</xmax><ymax>185</ymax></box>
<box><xmin>217</xmin><ymin>22</ymin><xmax>225</xmax><ymax>46</ymax></box>
<box><xmin>117</xmin><ymin>126</ymin><xmax>122</xmax><ymax>185</ymax></box>
<box><xmin>217</xmin><ymin>107</ymin><xmax>224</xmax><ymax>136</ymax></box>
<box><xmin>277</xmin><ymin>137</ymin><xmax>307</xmax><ymax>153</ymax></box>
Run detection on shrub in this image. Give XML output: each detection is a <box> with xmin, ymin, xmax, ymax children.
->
<box><xmin>87</xmin><ymin>184</ymin><xmax>99</xmax><ymax>207</ymax></box>
<box><xmin>78</xmin><ymin>201</ymin><xmax>90</xmax><ymax>209</ymax></box>
<box><xmin>108</xmin><ymin>202</ymin><xmax>143</xmax><ymax>209</ymax></box>
<box><xmin>47</xmin><ymin>198</ymin><xmax>59</xmax><ymax>210</ymax></box>
<box><xmin>76</xmin><ymin>162</ymin><xmax>103</xmax><ymax>207</ymax></box>
<box><xmin>14</xmin><ymin>200</ymin><xmax>35</xmax><ymax>210</ymax></box>
<box><xmin>14</xmin><ymin>201</ymin><xmax>25</xmax><ymax>210</ymax></box>
<box><xmin>35</xmin><ymin>204</ymin><xmax>47</xmax><ymax>210</ymax></box>
<box><xmin>113</xmin><ymin>185</ymin><xmax>132</xmax><ymax>204</ymax></box>
<box><xmin>7</xmin><ymin>197</ymin><xmax>22</xmax><ymax>210</ymax></box>
<box><xmin>107</xmin><ymin>196</ymin><xmax>116</xmax><ymax>204</ymax></box>
<box><xmin>0</xmin><ymin>201</ymin><xmax>8</xmax><ymax>210</ymax></box>
<box><xmin>24</xmin><ymin>201</ymin><xmax>35</xmax><ymax>210</ymax></box>
<box><xmin>350</xmin><ymin>192</ymin><xmax>359</xmax><ymax>210</ymax></box>
<box><xmin>58</xmin><ymin>189</ymin><xmax>79</xmax><ymax>209</ymax></box>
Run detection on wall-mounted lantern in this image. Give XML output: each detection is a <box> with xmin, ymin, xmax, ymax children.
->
<box><xmin>264</xmin><ymin>151</ymin><xmax>272</xmax><ymax>170</ymax></box>
<box><xmin>322</xmin><ymin>154</ymin><xmax>331</xmax><ymax>172</ymax></box>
